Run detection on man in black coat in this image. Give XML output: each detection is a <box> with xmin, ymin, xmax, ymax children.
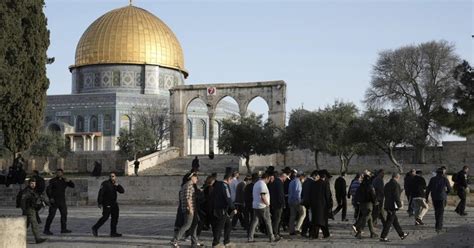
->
<box><xmin>353</xmin><ymin>174</ymin><xmax>378</xmax><ymax>239</ymax></box>
<box><xmin>404</xmin><ymin>169</ymin><xmax>416</xmax><ymax>216</ymax></box>
<box><xmin>371</xmin><ymin>169</ymin><xmax>385</xmax><ymax>226</ymax></box>
<box><xmin>211</xmin><ymin>173</ymin><xmax>236</xmax><ymax>247</ymax></box>
<box><xmin>268</xmin><ymin>172</ymin><xmax>287</xmax><ymax>239</ymax></box>
<box><xmin>426</xmin><ymin>168</ymin><xmax>452</xmax><ymax>233</ymax></box>
<box><xmin>454</xmin><ymin>166</ymin><xmax>469</xmax><ymax>216</ymax></box>
<box><xmin>380</xmin><ymin>173</ymin><xmax>409</xmax><ymax>242</ymax></box>
<box><xmin>44</xmin><ymin>169</ymin><xmax>75</xmax><ymax>235</ymax></box>
<box><xmin>411</xmin><ymin>170</ymin><xmax>428</xmax><ymax>225</ymax></box>
<box><xmin>309</xmin><ymin>171</ymin><xmax>331</xmax><ymax>239</ymax></box>
<box><xmin>92</xmin><ymin>172</ymin><xmax>125</xmax><ymax>237</ymax></box>
<box><xmin>333</xmin><ymin>172</ymin><xmax>348</xmax><ymax>221</ymax></box>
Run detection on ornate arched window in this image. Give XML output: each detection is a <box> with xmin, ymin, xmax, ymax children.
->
<box><xmin>76</xmin><ymin>115</ymin><xmax>84</xmax><ymax>132</ymax></box>
<box><xmin>90</xmin><ymin>115</ymin><xmax>98</xmax><ymax>132</ymax></box>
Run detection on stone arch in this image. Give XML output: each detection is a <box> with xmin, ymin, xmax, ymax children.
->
<box><xmin>47</xmin><ymin>122</ymin><xmax>62</xmax><ymax>133</ymax></box>
<box><xmin>76</xmin><ymin>115</ymin><xmax>85</xmax><ymax>132</ymax></box>
<box><xmin>120</xmin><ymin>114</ymin><xmax>131</xmax><ymax>132</ymax></box>
<box><xmin>170</xmin><ymin>80</ymin><xmax>286</xmax><ymax>156</ymax></box>
<box><xmin>90</xmin><ymin>115</ymin><xmax>98</xmax><ymax>132</ymax></box>
<box><xmin>245</xmin><ymin>96</ymin><xmax>270</xmax><ymax>121</ymax></box>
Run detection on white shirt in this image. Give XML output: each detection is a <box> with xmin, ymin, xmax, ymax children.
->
<box><xmin>230</xmin><ymin>177</ymin><xmax>240</xmax><ymax>202</ymax></box>
<box><xmin>252</xmin><ymin>179</ymin><xmax>270</xmax><ymax>209</ymax></box>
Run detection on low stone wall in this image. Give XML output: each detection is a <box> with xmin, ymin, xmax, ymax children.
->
<box><xmin>125</xmin><ymin>147</ymin><xmax>180</xmax><ymax>176</ymax></box>
<box><xmin>0</xmin><ymin>216</ymin><xmax>26</xmax><ymax>248</ymax></box>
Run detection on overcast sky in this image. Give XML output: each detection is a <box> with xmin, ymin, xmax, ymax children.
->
<box><xmin>44</xmin><ymin>0</ymin><xmax>473</xmax><ymax>141</ymax></box>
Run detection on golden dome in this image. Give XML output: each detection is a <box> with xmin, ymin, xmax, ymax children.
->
<box><xmin>72</xmin><ymin>5</ymin><xmax>187</xmax><ymax>76</ymax></box>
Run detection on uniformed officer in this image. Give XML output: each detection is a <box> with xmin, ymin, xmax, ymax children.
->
<box><xmin>92</xmin><ymin>171</ymin><xmax>125</xmax><ymax>237</ymax></box>
<box><xmin>21</xmin><ymin>178</ymin><xmax>47</xmax><ymax>244</ymax></box>
<box><xmin>44</xmin><ymin>168</ymin><xmax>75</xmax><ymax>235</ymax></box>
<box><xmin>211</xmin><ymin>173</ymin><xmax>236</xmax><ymax>247</ymax></box>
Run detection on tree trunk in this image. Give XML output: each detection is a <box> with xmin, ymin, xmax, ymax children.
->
<box><xmin>415</xmin><ymin>145</ymin><xmax>426</xmax><ymax>164</ymax></box>
<box><xmin>339</xmin><ymin>154</ymin><xmax>347</xmax><ymax>174</ymax></box>
<box><xmin>388</xmin><ymin>147</ymin><xmax>403</xmax><ymax>173</ymax></box>
<box><xmin>245</xmin><ymin>154</ymin><xmax>251</xmax><ymax>174</ymax></box>
<box><xmin>313</xmin><ymin>150</ymin><xmax>320</xmax><ymax>170</ymax></box>
<box><xmin>43</xmin><ymin>157</ymin><xmax>50</xmax><ymax>174</ymax></box>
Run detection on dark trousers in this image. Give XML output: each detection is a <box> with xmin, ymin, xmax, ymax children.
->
<box><xmin>244</xmin><ymin>205</ymin><xmax>253</xmax><ymax>232</ymax></box>
<box><xmin>232</xmin><ymin>204</ymin><xmax>247</xmax><ymax>229</ymax></box>
<box><xmin>212</xmin><ymin>209</ymin><xmax>233</xmax><ymax>246</ymax></box>
<box><xmin>372</xmin><ymin>200</ymin><xmax>386</xmax><ymax>226</ymax></box>
<box><xmin>333</xmin><ymin>197</ymin><xmax>347</xmax><ymax>220</ymax></box>
<box><xmin>407</xmin><ymin>196</ymin><xmax>413</xmax><ymax>215</ymax></box>
<box><xmin>355</xmin><ymin>202</ymin><xmax>374</xmax><ymax>234</ymax></box>
<box><xmin>45</xmin><ymin>199</ymin><xmax>68</xmax><ymax>231</ymax></box>
<box><xmin>301</xmin><ymin>206</ymin><xmax>311</xmax><ymax>236</ymax></box>
<box><xmin>455</xmin><ymin>188</ymin><xmax>467</xmax><ymax>214</ymax></box>
<box><xmin>93</xmin><ymin>203</ymin><xmax>120</xmax><ymax>234</ymax></box>
<box><xmin>352</xmin><ymin>202</ymin><xmax>360</xmax><ymax>220</ymax></box>
<box><xmin>380</xmin><ymin>210</ymin><xmax>403</xmax><ymax>239</ymax></box>
<box><xmin>271</xmin><ymin>207</ymin><xmax>283</xmax><ymax>236</ymax></box>
<box><xmin>433</xmin><ymin>200</ymin><xmax>446</xmax><ymax>231</ymax></box>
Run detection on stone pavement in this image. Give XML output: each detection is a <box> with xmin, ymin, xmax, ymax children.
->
<box><xmin>1</xmin><ymin>204</ymin><xmax>473</xmax><ymax>248</ymax></box>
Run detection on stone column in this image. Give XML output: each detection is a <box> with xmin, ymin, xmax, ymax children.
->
<box><xmin>90</xmin><ymin>135</ymin><xmax>95</xmax><ymax>151</ymax></box>
<box><xmin>82</xmin><ymin>135</ymin><xmax>87</xmax><ymax>151</ymax></box>
<box><xmin>68</xmin><ymin>136</ymin><xmax>74</xmax><ymax>151</ymax></box>
<box><xmin>208</xmin><ymin>111</ymin><xmax>215</xmax><ymax>156</ymax></box>
<box><xmin>170</xmin><ymin>113</ymin><xmax>188</xmax><ymax>156</ymax></box>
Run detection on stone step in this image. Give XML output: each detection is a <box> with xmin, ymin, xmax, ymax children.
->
<box><xmin>140</xmin><ymin>155</ymin><xmax>240</xmax><ymax>176</ymax></box>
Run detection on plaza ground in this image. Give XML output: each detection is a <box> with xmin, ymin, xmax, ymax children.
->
<box><xmin>1</xmin><ymin>204</ymin><xmax>473</xmax><ymax>248</ymax></box>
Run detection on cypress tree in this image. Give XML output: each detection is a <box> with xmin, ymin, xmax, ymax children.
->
<box><xmin>0</xmin><ymin>0</ymin><xmax>50</xmax><ymax>157</ymax></box>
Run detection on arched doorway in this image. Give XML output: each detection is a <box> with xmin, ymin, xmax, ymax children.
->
<box><xmin>186</xmin><ymin>98</ymin><xmax>208</xmax><ymax>155</ymax></box>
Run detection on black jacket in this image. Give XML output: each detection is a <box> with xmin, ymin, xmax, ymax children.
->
<box><xmin>383</xmin><ymin>179</ymin><xmax>402</xmax><ymax>211</ymax></box>
<box><xmin>334</xmin><ymin>176</ymin><xmax>347</xmax><ymax>200</ymax></box>
<box><xmin>355</xmin><ymin>180</ymin><xmax>376</xmax><ymax>204</ymax></box>
<box><xmin>426</xmin><ymin>174</ymin><xmax>451</xmax><ymax>201</ymax></box>
<box><xmin>244</xmin><ymin>182</ymin><xmax>254</xmax><ymax>209</ymax></box>
<box><xmin>46</xmin><ymin>177</ymin><xmax>75</xmax><ymax>200</ymax></box>
<box><xmin>301</xmin><ymin>178</ymin><xmax>313</xmax><ymax>207</ymax></box>
<box><xmin>32</xmin><ymin>175</ymin><xmax>45</xmax><ymax>195</ymax></box>
<box><xmin>212</xmin><ymin>181</ymin><xmax>235</xmax><ymax>212</ymax></box>
<box><xmin>456</xmin><ymin>170</ymin><xmax>468</xmax><ymax>189</ymax></box>
<box><xmin>98</xmin><ymin>180</ymin><xmax>125</xmax><ymax>206</ymax></box>
<box><xmin>372</xmin><ymin>176</ymin><xmax>384</xmax><ymax>202</ymax></box>
<box><xmin>411</xmin><ymin>175</ymin><xmax>427</xmax><ymax>198</ymax></box>
<box><xmin>404</xmin><ymin>174</ymin><xmax>414</xmax><ymax>197</ymax></box>
<box><xmin>269</xmin><ymin>178</ymin><xmax>285</xmax><ymax>209</ymax></box>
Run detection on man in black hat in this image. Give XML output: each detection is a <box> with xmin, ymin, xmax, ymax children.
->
<box><xmin>309</xmin><ymin>171</ymin><xmax>331</xmax><ymax>239</ymax></box>
<box><xmin>426</xmin><ymin>168</ymin><xmax>452</xmax><ymax>233</ymax></box>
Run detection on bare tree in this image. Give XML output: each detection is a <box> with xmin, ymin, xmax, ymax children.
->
<box><xmin>365</xmin><ymin>40</ymin><xmax>460</xmax><ymax>163</ymax></box>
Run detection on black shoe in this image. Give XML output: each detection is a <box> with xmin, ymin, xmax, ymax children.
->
<box><xmin>380</xmin><ymin>238</ymin><xmax>390</xmax><ymax>242</ymax></box>
<box><xmin>415</xmin><ymin>218</ymin><xmax>424</xmax><ymax>225</ymax></box>
<box><xmin>92</xmin><ymin>227</ymin><xmax>98</xmax><ymax>237</ymax></box>
<box><xmin>400</xmin><ymin>232</ymin><xmax>409</xmax><ymax>240</ymax></box>
<box><xmin>460</xmin><ymin>212</ymin><xmax>468</xmax><ymax>216</ymax></box>
<box><xmin>36</xmin><ymin>238</ymin><xmax>47</xmax><ymax>244</ymax></box>
<box><xmin>110</xmin><ymin>233</ymin><xmax>122</xmax><ymax>237</ymax></box>
<box><xmin>342</xmin><ymin>219</ymin><xmax>349</xmax><ymax>222</ymax></box>
<box><xmin>355</xmin><ymin>232</ymin><xmax>362</xmax><ymax>239</ymax></box>
<box><xmin>61</xmin><ymin>229</ymin><xmax>72</xmax><ymax>234</ymax></box>
<box><xmin>289</xmin><ymin>232</ymin><xmax>296</xmax><ymax>236</ymax></box>
<box><xmin>43</xmin><ymin>230</ymin><xmax>53</xmax><ymax>235</ymax></box>
<box><xmin>370</xmin><ymin>233</ymin><xmax>379</xmax><ymax>238</ymax></box>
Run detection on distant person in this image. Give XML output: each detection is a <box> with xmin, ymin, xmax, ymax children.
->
<box><xmin>454</xmin><ymin>166</ymin><xmax>469</xmax><ymax>216</ymax></box>
<box><xmin>13</xmin><ymin>153</ymin><xmax>26</xmax><ymax>170</ymax></box>
<box><xmin>192</xmin><ymin>156</ymin><xmax>200</xmax><ymax>171</ymax></box>
<box><xmin>426</xmin><ymin>168</ymin><xmax>452</xmax><ymax>233</ymax></box>
<box><xmin>353</xmin><ymin>174</ymin><xmax>378</xmax><ymax>239</ymax></box>
<box><xmin>309</xmin><ymin>171</ymin><xmax>331</xmax><ymax>239</ymax></box>
<box><xmin>269</xmin><ymin>172</ymin><xmax>287</xmax><ymax>239</ymax></box>
<box><xmin>171</xmin><ymin>172</ymin><xmax>200</xmax><ymax>247</ymax></box>
<box><xmin>372</xmin><ymin>169</ymin><xmax>386</xmax><ymax>226</ymax></box>
<box><xmin>21</xmin><ymin>178</ymin><xmax>47</xmax><ymax>244</ymax></box>
<box><xmin>92</xmin><ymin>172</ymin><xmax>125</xmax><ymax>237</ymax></box>
<box><xmin>91</xmin><ymin>161</ymin><xmax>102</xmax><ymax>177</ymax></box>
<box><xmin>379</xmin><ymin>173</ymin><xmax>409</xmax><ymax>242</ymax></box>
<box><xmin>404</xmin><ymin>169</ymin><xmax>416</xmax><ymax>217</ymax></box>
<box><xmin>44</xmin><ymin>169</ymin><xmax>75</xmax><ymax>235</ymax></box>
<box><xmin>411</xmin><ymin>170</ymin><xmax>428</xmax><ymax>225</ymax></box>
<box><xmin>232</xmin><ymin>174</ymin><xmax>249</xmax><ymax>230</ymax></box>
<box><xmin>348</xmin><ymin>173</ymin><xmax>362</xmax><ymax>220</ymax></box>
<box><xmin>248</xmin><ymin>173</ymin><xmax>279</xmax><ymax>243</ymax></box>
<box><xmin>133</xmin><ymin>160</ymin><xmax>140</xmax><ymax>176</ymax></box>
<box><xmin>288</xmin><ymin>172</ymin><xmax>306</xmax><ymax>235</ymax></box>
<box><xmin>32</xmin><ymin>170</ymin><xmax>46</xmax><ymax>224</ymax></box>
<box><xmin>211</xmin><ymin>173</ymin><xmax>236</xmax><ymax>247</ymax></box>
<box><xmin>333</xmin><ymin>172</ymin><xmax>348</xmax><ymax>222</ymax></box>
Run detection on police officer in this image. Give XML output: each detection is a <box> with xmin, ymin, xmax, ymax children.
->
<box><xmin>92</xmin><ymin>171</ymin><xmax>125</xmax><ymax>237</ymax></box>
<box><xmin>21</xmin><ymin>178</ymin><xmax>47</xmax><ymax>244</ymax></box>
<box><xmin>44</xmin><ymin>168</ymin><xmax>75</xmax><ymax>235</ymax></box>
<box><xmin>211</xmin><ymin>173</ymin><xmax>236</xmax><ymax>247</ymax></box>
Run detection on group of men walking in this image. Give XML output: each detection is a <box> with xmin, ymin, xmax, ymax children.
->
<box><xmin>171</xmin><ymin>165</ymin><xmax>470</xmax><ymax>247</ymax></box>
<box><xmin>19</xmin><ymin>168</ymin><xmax>125</xmax><ymax>244</ymax></box>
